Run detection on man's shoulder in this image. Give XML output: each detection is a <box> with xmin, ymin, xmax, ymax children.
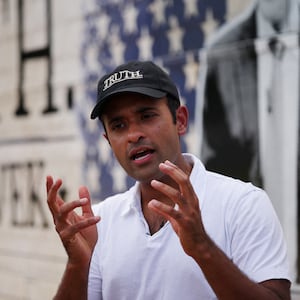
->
<box><xmin>204</xmin><ymin>170</ymin><xmax>265</xmax><ymax>203</ymax></box>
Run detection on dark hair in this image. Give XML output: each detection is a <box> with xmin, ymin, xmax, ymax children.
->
<box><xmin>166</xmin><ymin>95</ymin><xmax>180</xmax><ymax>124</ymax></box>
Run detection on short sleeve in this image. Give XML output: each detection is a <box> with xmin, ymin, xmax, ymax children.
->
<box><xmin>229</xmin><ymin>189</ymin><xmax>290</xmax><ymax>282</ymax></box>
<box><xmin>88</xmin><ymin>204</ymin><xmax>103</xmax><ymax>300</ymax></box>
<box><xmin>88</xmin><ymin>235</ymin><xmax>103</xmax><ymax>300</ymax></box>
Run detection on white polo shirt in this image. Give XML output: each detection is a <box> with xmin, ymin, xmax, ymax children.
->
<box><xmin>88</xmin><ymin>153</ymin><xmax>290</xmax><ymax>300</ymax></box>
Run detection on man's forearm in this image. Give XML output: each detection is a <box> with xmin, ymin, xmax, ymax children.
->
<box><xmin>54</xmin><ymin>262</ymin><xmax>90</xmax><ymax>300</ymax></box>
<box><xmin>191</xmin><ymin>237</ymin><xmax>290</xmax><ymax>300</ymax></box>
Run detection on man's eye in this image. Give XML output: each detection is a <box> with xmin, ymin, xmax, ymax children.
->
<box><xmin>111</xmin><ymin>122</ymin><xmax>125</xmax><ymax>130</ymax></box>
<box><xmin>142</xmin><ymin>112</ymin><xmax>156</xmax><ymax>120</ymax></box>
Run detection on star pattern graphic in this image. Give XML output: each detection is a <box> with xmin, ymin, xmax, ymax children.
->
<box><xmin>109</xmin><ymin>26</ymin><xmax>126</xmax><ymax>65</ymax></box>
<box><xmin>167</xmin><ymin>16</ymin><xmax>185</xmax><ymax>53</ymax></box>
<box><xmin>80</xmin><ymin>0</ymin><xmax>226</xmax><ymax>201</ymax></box>
<box><xmin>137</xmin><ymin>27</ymin><xmax>154</xmax><ymax>60</ymax></box>
<box><xmin>201</xmin><ymin>8</ymin><xmax>219</xmax><ymax>44</ymax></box>
<box><xmin>148</xmin><ymin>0</ymin><xmax>169</xmax><ymax>27</ymax></box>
<box><xmin>183</xmin><ymin>53</ymin><xmax>199</xmax><ymax>91</ymax></box>
<box><xmin>123</xmin><ymin>3</ymin><xmax>139</xmax><ymax>34</ymax></box>
<box><xmin>183</xmin><ymin>0</ymin><xmax>199</xmax><ymax>18</ymax></box>
<box><xmin>97</xmin><ymin>11</ymin><xmax>110</xmax><ymax>39</ymax></box>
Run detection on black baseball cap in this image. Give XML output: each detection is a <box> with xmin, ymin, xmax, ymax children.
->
<box><xmin>90</xmin><ymin>60</ymin><xmax>180</xmax><ymax>119</ymax></box>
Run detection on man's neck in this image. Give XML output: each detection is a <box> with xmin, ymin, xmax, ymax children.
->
<box><xmin>138</xmin><ymin>155</ymin><xmax>193</xmax><ymax>234</ymax></box>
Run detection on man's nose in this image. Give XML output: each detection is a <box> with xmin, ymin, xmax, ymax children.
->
<box><xmin>127</xmin><ymin>123</ymin><xmax>144</xmax><ymax>143</ymax></box>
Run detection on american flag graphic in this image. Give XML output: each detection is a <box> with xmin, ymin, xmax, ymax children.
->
<box><xmin>79</xmin><ymin>0</ymin><xmax>226</xmax><ymax>202</ymax></box>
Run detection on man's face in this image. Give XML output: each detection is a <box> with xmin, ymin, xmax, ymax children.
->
<box><xmin>101</xmin><ymin>93</ymin><xmax>186</xmax><ymax>183</ymax></box>
<box><xmin>258</xmin><ymin>0</ymin><xmax>290</xmax><ymax>26</ymax></box>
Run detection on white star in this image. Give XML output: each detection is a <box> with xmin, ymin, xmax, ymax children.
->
<box><xmin>183</xmin><ymin>0</ymin><xmax>198</xmax><ymax>18</ymax></box>
<box><xmin>108</xmin><ymin>26</ymin><xmax>126</xmax><ymax>65</ymax></box>
<box><xmin>98</xmin><ymin>135</ymin><xmax>111</xmax><ymax>164</ymax></box>
<box><xmin>111</xmin><ymin>0</ymin><xmax>122</xmax><ymax>4</ymax></box>
<box><xmin>184</xmin><ymin>121</ymin><xmax>199</xmax><ymax>155</ymax></box>
<box><xmin>226</xmin><ymin>0</ymin><xmax>251</xmax><ymax>20</ymax></box>
<box><xmin>148</xmin><ymin>0</ymin><xmax>169</xmax><ymax>27</ymax></box>
<box><xmin>96</xmin><ymin>11</ymin><xmax>111</xmax><ymax>40</ymax></box>
<box><xmin>123</xmin><ymin>3</ymin><xmax>139</xmax><ymax>34</ymax></box>
<box><xmin>137</xmin><ymin>27</ymin><xmax>154</xmax><ymax>60</ymax></box>
<box><xmin>110</xmin><ymin>162</ymin><xmax>128</xmax><ymax>192</ymax></box>
<box><xmin>87</xmin><ymin>160</ymin><xmax>101</xmax><ymax>193</ymax></box>
<box><xmin>167</xmin><ymin>16</ymin><xmax>184</xmax><ymax>53</ymax></box>
<box><xmin>183</xmin><ymin>53</ymin><xmax>199</xmax><ymax>91</ymax></box>
<box><xmin>85</xmin><ymin>44</ymin><xmax>100</xmax><ymax>74</ymax></box>
<box><xmin>83</xmin><ymin>0</ymin><xmax>98</xmax><ymax>15</ymax></box>
<box><xmin>201</xmin><ymin>8</ymin><xmax>219</xmax><ymax>43</ymax></box>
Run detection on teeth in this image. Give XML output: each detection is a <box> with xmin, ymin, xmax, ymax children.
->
<box><xmin>135</xmin><ymin>151</ymin><xmax>147</xmax><ymax>160</ymax></box>
<box><xmin>131</xmin><ymin>149</ymin><xmax>153</xmax><ymax>161</ymax></box>
<box><xmin>135</xmin><ymin>155</ymin><xmax>147</xmax><ymax>161</ymax></box>
<box><xmin>133</xmin><ymin>150</ymin><xmax>150</xmax><ymax>160</ymax></box>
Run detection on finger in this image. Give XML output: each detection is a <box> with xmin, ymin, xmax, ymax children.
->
<box><xmin>59</xmin><ymin>216</ymin><xmax>100</xmax><ymax>241</ymax></box>
<box><xmin>78</xmin><ymin>186</ymin><xmax>94</xmax><ymax>216</ymax></box>
<box><xmin>151</xmin><ymin>179</ymin><xmax>187</xmax><ymax>208</ymax></box>
<box><xmin>46</xmin><ymin>175</ymin><xmax>53</xmax><ymax>194</ymax></box>
<box><xmin>47</xmin><ymin>177</ymin><xmax>62</xmax><ymax>201</ymax></box>
<box><xmin>46</xmin><ymin>176</ymin><xmax>65</xmax><ymax>205</ymax></box>
<box><xmin>47</xmin><ymin>178</ymin><xmax>63</xmax><ymax>214</ymax></box>
<box><xmin>79</xmin><ymin>185</ymin><xmax>90</xmax><ymax>200</ymax></box>
<box><xmin>148</xmin><ymin>199</ymin><xmax>181</xmax><ymax>221</ymax></box>
<box><xmin>58</xmin><ymin>198</ymin><xmax>89</xmax><ymax>220</ymax></box>
<box><xmin>159</xmin><ymin>160</ymin><xmax>188</xmax><ymax>184</ymax></box>
<box><xmin>159</xmin><ymin>161</ymin><xmax>197</xmax><ymax>205</ymax></box>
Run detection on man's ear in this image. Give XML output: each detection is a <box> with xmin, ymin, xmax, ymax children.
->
<box><xmin>176</xmin><ymin>106</ymin><xmax>189</xmax><ymax>135</ymax></box>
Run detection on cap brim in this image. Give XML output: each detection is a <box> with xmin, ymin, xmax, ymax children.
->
<box><xmin>90</xmin><ymin>87</ymin><xmax>167</xmax><ymax>119</ymax></box>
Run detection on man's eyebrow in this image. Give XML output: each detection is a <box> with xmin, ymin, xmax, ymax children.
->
<box><xmin>107</xmin><ymin>116</ymin><xmax>123</xmax><ymax>124</ymax></box>
<box><xmin>105</xmin><ymin>105</ymin><xmax>158</xmax><ymax>124</ymax></box>
<box><xmin>135</xmin><ymin>106</ymin><xmax>158</xmax><ymax>113</ymax></box>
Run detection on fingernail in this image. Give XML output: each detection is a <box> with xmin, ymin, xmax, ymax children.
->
<box><xmin>149</xmin><ymin>199</ymin><xmax>160</xmax><ymax>207</ymax></box>
<box><xmin>151</xmin><ymin>179</ymin><xmax>161</xmax><ymax>187</ymax></box>
<box><xmin>159</xmin><ymin>161</ymin><xmax>170</xmax><ymax>168</ymax></box>
<box><xmin>164</xmin><ymin>160</ymin><xmax>174</xmax><ymax>166</ymax></box>
<box><xmin>79</xmin><ymin>198</ymin><xmax>88</xmax><ymax>204</ymax></box>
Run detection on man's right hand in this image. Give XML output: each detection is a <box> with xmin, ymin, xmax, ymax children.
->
<box><xmin>46</xmin><ymin>176</ymin><xmax>100</xmax><ymax>267</ymax></box>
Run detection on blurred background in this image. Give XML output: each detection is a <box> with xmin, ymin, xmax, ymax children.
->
<box><xmin>0</xmin><ymin>0</ymin><xmax>299</xmax><ymax>299</ymax></box>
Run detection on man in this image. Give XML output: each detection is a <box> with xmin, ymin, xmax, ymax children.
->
<box><xmin>197</xmin><ymin>0</ymin><xmax>299</xmax><ymax>281</ymax></box>
<box><xmin>47</xmin><ymin>61</ymin><xmax>291</xmax><ymax>299</ymax></box>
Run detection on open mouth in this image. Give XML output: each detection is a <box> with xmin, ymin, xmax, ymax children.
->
<box><xmin>131</xmin><ymin>149</ymin><xmax>154</xmax><ymax>161</ymax></box>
